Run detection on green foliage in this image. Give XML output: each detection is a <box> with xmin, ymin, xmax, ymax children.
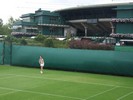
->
<box><xmin>44</xmin><ymin>38</ymin><xmax>54</xmax><ymax>47</ymax></box>
<box><xmin>4</xmin><ymin>35</ymin><xmax>13</xmax><ymax>42</ymax></box>
<box><xmin>34</xmin><ymin>34</ymin><xmax>46</xmax><ymax>42</ymax></box>
<box><xmin>0</xmin><ymin>17</ymin><xmax>19</xmax><ymax>35</ymax></box>
<box><xmin>2</xmin><ymin>25</ymin><xmax>12</xmax><ymax>35</ymax></box>
<box><xmin>52</xmin><ymin>39</ymin><xmax>69</xmax><ymax>48</ymax></box>
<box><xmin>6</xmin><ymin>17</ymin><xmax>15</xmax><ymax>29</ymax></box>
<box><xmin>20</xmin><ymin>38</ymin><xmax>27</xmax><ymax>45</ymax></box>
<box><xmin>66</xmin><ymin>32</ymin><xmax>71</xmax><ymax>40</ymax></box>
<box><xmin>0</xmin><ymin>18</ymin><xmax>3</xmax><ymax>26</ymax></box>
<box><xmin>0</xmin><ymin>18</ymin><xmax>12</xmax><ymax>35</ymax></box>
<box><xmin>0</xmin><ymin>25</ymin><xmax>12</xmax><ymax>35</ymax></box>
<box><xmin>9</xmin><ymin>35</ymin><xmax>69</xmax><ymax>48</ymax></box>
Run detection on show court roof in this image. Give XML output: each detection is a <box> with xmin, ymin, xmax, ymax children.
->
<box><xmin>55</xmin><ymin>2</ymin><xmax>133</xmax><ymax>12</ymax></box>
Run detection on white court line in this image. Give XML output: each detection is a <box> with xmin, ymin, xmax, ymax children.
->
<box><xmin>117</xmin><ymin>91</ymin><xmax>133</xmax><ymax>100</ymax></box>
<box><xmin>84</xmin><ymin>86</ymin><xmax>118</xmax><ymax>100</ymax></box>
<box><xmin>1</xmin><ymin>74</ymin><xmax>133</xmax><ymax>100</ymax></box>
<box><xmin>1</xmin><ymin>74</ymin><xmax>117</xmax><ymax>87</ymax></box>
<box><xmin>0</xmin><ymin>91</ymin><xmax>18</xmax><ymax>96</ymax></box>
<box><xmin>0</xmin><ymin>76</ymin><xmax>16</xmax><ymax>80</ymax></box>
<box><xmin>0</xmin><ymin>86</ymin><xmax>83</xmax><ymax>100</ymax></box>
<box><xmin>0</xmin><ymin>74</ymin><xmax>10</xmax><ymax>77</ymax></box>
<box><xmin>3</xmin><ymin>73</ymin><xmax>133</xmax><ymax>89</ymax></box>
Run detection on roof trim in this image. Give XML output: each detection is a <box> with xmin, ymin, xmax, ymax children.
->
<box><xmin>21</xmin><ymin>13</ymin><xmax>35</xmax><ymax>18</ymax></box>
<box><xmin>55</xmin><ymin>2</ymin><xmax>133</xmax><ymax>12</ymax></box>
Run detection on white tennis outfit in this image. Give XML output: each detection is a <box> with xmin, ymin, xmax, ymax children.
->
<box><xmin>39</xmin><ymin>57</ymin><xmax>44</xmax><ymax>67</ymax></box>
<box><xmin>40</xmin><ymin>63</ymin><xmax>44</xmax><ymax>67</ymax></box>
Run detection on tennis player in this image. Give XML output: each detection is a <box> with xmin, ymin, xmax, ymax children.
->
<box><xmin>39</xmin><ymin>56</ymin><xmax>44</xmax><ymax>74</ymax></box>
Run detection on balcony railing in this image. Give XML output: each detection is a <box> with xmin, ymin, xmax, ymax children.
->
<box><xmin>37</xmin><ymin>20</ymin><xmax>65</xmax><ymax>25</ymax></box>
<box><xmin>11</xmin><ymin>32</ymin><xmax>38</xmax><ymax>36</ymax></box>
<box><xmin>37</xmin><ymin>20</ymin><xmax>69</xmax><ymax>28</ymax></box>
<box><xmin>14</xmin><ymin>20</ymin><xmax>37</xmax><ymax>26</ymax></box>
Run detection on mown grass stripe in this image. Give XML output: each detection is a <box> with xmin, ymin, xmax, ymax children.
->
<box><xmin>0</xmin><ymin>91</ymin><xmax>18</xmax><ymax>96</ymax></box>
<box><xmin>0</xmin><ymin>86</ymin><xmax>84</xmax><ymax>100</ymax></box>
<box><xmin>0</xmin><ymin>76</ymin><xmax>16</xmax><ymax>80</ymax></box>
<box><xmin>1</xmin><ymin>73</ymin><xmax>133</xmax><ymax>89</ymax></box>
<box><xmin>117</xmin><ymin>91</ymin><xmax>133</xmax><ymax>100</ymax></box>
<box><xmin>84</xmin><ymin>86</ymin><xmax>118</xmax><ymax>100</ymax></box>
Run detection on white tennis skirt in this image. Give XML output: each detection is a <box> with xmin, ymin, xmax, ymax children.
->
<box><xmin>40</xmin><ymin>63</ymin><xmax>44</xmax><ymax>67</ymax></box>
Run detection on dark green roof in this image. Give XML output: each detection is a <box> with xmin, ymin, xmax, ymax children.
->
<box><xmin>55</xmin><ymin>2</ymin><xmax>133</xmax><ymax>12</ymax></box>
<box><xmin>34</xmin><ymin>11</ymin><xmax>59</xmax><ymax>16</ymax></box>
<box><xmin>21</xmin><ymin>13</ymin><xmax>35</xmax><ymax>18</ymax></box>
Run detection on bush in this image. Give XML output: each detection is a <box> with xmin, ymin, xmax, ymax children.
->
<box><xmin>52</xmin><ymin>39</ymin><xmax>69</xmax><ymax>48</ymax></box>
<box><xmin>44</xmin><ymin>39</ymin><xmax>54</xmax><ymax>47</ymax></box>
<box><xmin>69</xmin><ymin>40</ymin><xmax>114</xmax><ymax>50</ymax></box>
<box><xmin>34</xmin><ymin>34</ymin><xmax>46</xmax><ymax>42</ymax></box>
<box><xmin>20</xmin><ymin>38</ymin><xmax>27</xmax><ymax>45</ymax></box>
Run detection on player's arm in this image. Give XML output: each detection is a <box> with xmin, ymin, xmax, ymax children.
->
<box><xmin>39</xmin><ymin>59</ymin><xmax>41</xmax><ymax>64</ymax></box>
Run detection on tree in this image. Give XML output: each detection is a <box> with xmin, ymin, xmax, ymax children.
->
<box><xmin>0</xmin><ymin>25</ymin><xmax>12</xmax><ymax>35</ymax></box>
<box><xmin>0</xmin><ymin>18</ymin><xmax>4</xmax><ymax>34</ymax></box>
<box><xmin>4</xmin><ymin>35</ymin><xmax>13</xmax><ymax>42</ymax></box>
<box><xmin>0</xmin><ymin>17</ymin><xmax>19</xmax><ymax>35</ymax></box>
<box><xmin>0</xmin><ymin>18</ymin><xmax>12</xmax><ymax>35</ymax></box>
<box><xmin>6</xmin><ymin>17</ymin><xmax>17</xmax><ymax>29</ymax></box>
<box><xmin>2</xmin><ymin>26</ymin><xmax>10</xmax><ymax>35</ymax></box>
<box><xmin>0</xmin><ymin>18</ymin><xmax>3</xmax><ymax>26</ymax></box>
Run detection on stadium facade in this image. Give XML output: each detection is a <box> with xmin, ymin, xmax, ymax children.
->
<box><xmin>12</xmin><ymin>2</ymin><xmax>133</xmax><ymax>44</ymax></box>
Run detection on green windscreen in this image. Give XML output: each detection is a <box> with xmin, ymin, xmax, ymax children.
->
<box><xmin>11</xmin><ymin>45</ymin><xmax>133</xmax><ymax>76</ymax></box>
<box><xmin>0</xmin><ymin>42</ymin><xmax>3</xmax><ymax>64</ymax></box>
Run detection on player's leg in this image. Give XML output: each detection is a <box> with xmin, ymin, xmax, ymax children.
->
<box><xmin>40</xmin><ymin>65</ymin><xmax>43</xmax><ymax>74</ymax></box>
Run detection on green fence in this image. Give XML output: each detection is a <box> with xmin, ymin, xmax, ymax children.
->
<box><xmin>0</xmin><ymin>42</ymin><xmax>12</xmax><ymax>65</ymax></box>
<box><xmin>0</xmin><ymin>42</ymin><xmax>3</xmax><ymax>64</ymax></box>
<box><xmin>115</xmin><ymin>46</ymin><xmax>133</xmax><ymax>52</ymax></box>
<box><xmin>4</xmin><ymin>42</ymin><xmax>12</xmax><ymax>65</ymax></box>
<box><xmin>0</xmin><ymin>42</ymin><xmax>133</xmax><ymax>76</ymax></box>
<box><xmin>11</xmin><ymin>45</ymin><xmax>133</xmax><ymax>76</ymax></box>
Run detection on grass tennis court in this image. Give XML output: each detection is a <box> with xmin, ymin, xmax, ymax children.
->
<box><xmin>0</xmin><ymin>65</ymin><xmax>133</xmax><ymax>100</ymax></box>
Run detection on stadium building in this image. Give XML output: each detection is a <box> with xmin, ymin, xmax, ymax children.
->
<box><xmin>12</xmin><ymin>2</ymin><xmax>133</xmax><ymax>44</ymax></box>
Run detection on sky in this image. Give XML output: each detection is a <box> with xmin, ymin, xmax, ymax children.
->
<box><xmin>0</xmin><ymin>0</ymin><xmax>133</xmax><ymax>24</ymax></box>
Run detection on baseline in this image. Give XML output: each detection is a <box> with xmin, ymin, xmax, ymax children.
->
<box><xmin>0</xmin><ymin>91</ymin><xmax>18</xmax><ymax>96</ymax></box>
<box><xmin>0</xmin><ymin>86</ymin><xmax>83</xmax><ymax>100</ymax></box>
<box><xmin>4</xmin><ymin>73</ymin><xmax>133</xmax><ymax>89</ymax></box>
<box><xmin>0</xmin><ymin>76</ymin><xmax>17</xmax><ymax>80</ymax></box>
